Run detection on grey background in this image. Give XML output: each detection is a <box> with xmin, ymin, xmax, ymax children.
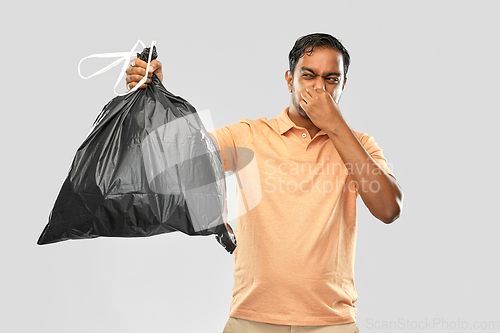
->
<box><xmin>1</xmin><ymin>0</ymin><xmax>499</xmax><ymax>332</ymax></box>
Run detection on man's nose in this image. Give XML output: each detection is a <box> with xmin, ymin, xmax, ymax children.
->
<box><xmin>313</xmin><ymin>77</ymin><xmax>326</xmax><ymax>90</ymax></box>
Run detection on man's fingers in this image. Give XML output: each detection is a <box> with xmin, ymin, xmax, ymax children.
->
<box><xmin>130</xmin><ymin>58</ymin><xmax>147</xmax><ymax>68</ymax></box>
<box><xmin>127</xmin><ymin>81</ymin><xmax>148</xmax><ymax>90</ymax></box>
<box><xmin>126</xmin><ymin>66</ymin><xmax>147</xmax><ymax>76</ymax></box>
<box><xmin>301</xmin><ymin>90</ymin><xmax>311</xmax><ymax>104</ymax></box>
<box><xmin>126</xmin><ymin>74</ymin><xmax>147</xmax><ymax>83</ymax></box>
<box><xmin>126</xmin><ymin>57</ymin><xmax>163</xmax><ymax>89</ymax></box>
<box><xmin>129</xmin><ymin>58</ymin><xmax>157</xmax><ymax>72</ymax></box>
<box><xmin>125</xmin><ymin>74</ymin><xmax>151</xmax><ymax>89</ymax></box>
<box><xmin>305</xmin><ymin>86</ymin><xmax>320</xmax><ymax>97</ymax></box>
<box><xmin>299</xmin><ymin>99</ymin><xmax>309</xmax><ymax>113</ymax></box>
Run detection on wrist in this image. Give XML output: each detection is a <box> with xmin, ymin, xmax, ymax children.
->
<box><xmin>324</xmin><ymin>116</ymin><xmax>349</xmax><ymax>138</ymax></box>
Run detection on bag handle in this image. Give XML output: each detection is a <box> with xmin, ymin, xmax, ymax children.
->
<box><xmin>78</xmin><ymin>40</ymin><xmax>157</xmax><ymax>96</ymax></box>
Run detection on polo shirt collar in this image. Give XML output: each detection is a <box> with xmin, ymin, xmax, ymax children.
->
<box><xmin>277</xmin><ymin>107</ymin><xmax>295</xmax><ymax>135</ymax></box>
<box><xmin>276</xmin><ymin>107</ymin><xmax>328</xmax><ymax>137</ymax></box>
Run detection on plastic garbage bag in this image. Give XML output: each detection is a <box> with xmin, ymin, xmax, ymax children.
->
<box><xmin>37</xmin><ymin>45</ymin><xmax>236</xmax><ymax>253</ymax></box>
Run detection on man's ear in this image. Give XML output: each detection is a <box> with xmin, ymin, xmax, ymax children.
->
<box><xmin>285</xmin><ymin>70</ymin><xmax>293</xmax><ymax>93</ymax></box>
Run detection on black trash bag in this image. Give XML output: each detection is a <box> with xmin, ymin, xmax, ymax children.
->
<box><xmin>37</xmin><ymin>46</ymin><xmax>236</xmax><ymax>253</ymax></box>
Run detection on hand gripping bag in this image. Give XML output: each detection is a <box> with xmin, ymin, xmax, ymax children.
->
<box><xmin>37</xmin><ymin>43</ymin><xmax>236</xmax><ymax>253</ymax></box>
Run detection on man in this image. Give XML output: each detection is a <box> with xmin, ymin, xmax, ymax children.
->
<box><xmin>126</xmin><ymin>33</ymin><xmax>403</xmax><ymax>333</ymax></box>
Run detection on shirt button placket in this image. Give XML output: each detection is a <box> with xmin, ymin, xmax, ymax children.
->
<box><xmin>301</xmin><ymin>133</ymin><xmax>311</xmax><ymax>150</ymax></box>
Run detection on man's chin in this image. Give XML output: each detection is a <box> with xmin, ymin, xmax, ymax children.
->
<box><xmin>298</xmin><ymin>108</ymin><xmax>309</xmax><ymax>120</ymax></box>
<box><xmin>291</xmin><ymin>97</ymin><xmax>310</xmax><ymax>120</ymax></box>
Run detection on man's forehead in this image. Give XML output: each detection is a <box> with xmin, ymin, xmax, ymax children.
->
<box><xmin>297</xmin><ymin>47</ymin><xmax>344</xmax><ymax>74</ymax></box>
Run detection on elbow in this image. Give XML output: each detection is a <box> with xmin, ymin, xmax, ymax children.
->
<box><xmin>380</xmin><ymin>207</ymin><xmax>401</xmax><ymax>224</ymax></box>
<box><xmin>366</xmin><ymin>180</ymin><xmax>404</xmax><ymax>224</ymax></box>
<box><xmin>378</xmin><ymin>194</ymin><xmax>404</xmax><ymax>224</ymax></box>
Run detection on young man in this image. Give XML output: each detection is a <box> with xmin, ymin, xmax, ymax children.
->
<box><xmin>126</xmin><ymin>33</ymin><xmax>403</xmax><ymax>333</ymax></box>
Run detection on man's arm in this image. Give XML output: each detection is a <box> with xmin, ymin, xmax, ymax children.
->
<box><xmin>301</xmin><ymin>87</ymin><xmax>403</xmax><ymax>224</ymax></box>
<box><xmin>328</xmin><ymin>124</ymin><xmax>403</xmax><ymax>223</ymax></box>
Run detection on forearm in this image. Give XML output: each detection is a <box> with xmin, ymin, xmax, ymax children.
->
<box><xmin>325</xmin><ymin>121</ymin><xmax>403</xmax><ymax>223</ymax></box>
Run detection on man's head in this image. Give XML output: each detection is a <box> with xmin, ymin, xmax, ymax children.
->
<box><xmin>286</xmin><ymin>33</ymin><xmax>350</xmax><ymax>120</ymax></box>
<box><xmin>288</xmin><ymin>33</ymin><xmax>350</xmax><ymax>81</ymax></box>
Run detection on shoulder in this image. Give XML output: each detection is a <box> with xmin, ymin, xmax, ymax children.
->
<box><xmin>239</xmin><ymin>116</ymin><xmax>281</xmax><ymax>136</ymax></box>
<box><xmin>219</xmin><ymin>116</ymin><xmax>279</xmax><ymax>137</ymax></box>
<box><xmin>240</xmin><ymin>116</ymin><xmax>277</xmax><ymax>128</ymax></box>
<box><xmin>210</xmin><ymin>116</ymin><xmax>271</xmax><ymax>147</ymax></box>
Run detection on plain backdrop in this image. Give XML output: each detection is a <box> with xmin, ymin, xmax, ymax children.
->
<box><xmin>1</xmin><ymin>1</ymin><xmax>499</xmax><ymax>332</ymax></box>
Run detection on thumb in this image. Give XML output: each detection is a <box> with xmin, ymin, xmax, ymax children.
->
<box><xmin>150</xmin><ymin>59</ymin><xmax>163</xmax><ymax>82</ymax></box>
<box><xmin>148</xmin><ymin>59</ymin><xmax>161</xmax><ymax>72</ymax></box>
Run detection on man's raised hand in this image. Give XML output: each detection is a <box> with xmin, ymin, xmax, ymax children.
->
<box><xmin>125</xmin><ymin>58</ymin><xmax>163</xmax><ymax>89</ymax></box>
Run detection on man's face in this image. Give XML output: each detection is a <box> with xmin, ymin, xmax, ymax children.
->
<box><xmin>286</xmin><ymin>47</ymin><xmax>346</xmax><ymax>120</ymax></box>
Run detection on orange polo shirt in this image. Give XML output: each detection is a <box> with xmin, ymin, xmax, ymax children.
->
<box><xmin>211</xmin><ymin>107</ymin><xmax>394</xmax><ymax>326</ymax></box>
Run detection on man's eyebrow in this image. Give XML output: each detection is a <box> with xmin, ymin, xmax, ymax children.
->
<box><xmin>300</xmin><ymin>67</ymin><xmax>316</xmax><ymax>74</ymax></box>
<box><xmin>300</xmin><ymin>67</ymin><xmax>341</xmax><ymax>77</ymax></box>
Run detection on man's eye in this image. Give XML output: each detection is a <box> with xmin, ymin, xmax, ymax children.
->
<box><xmin>302</xmin><ymin>74</ymin><xmax>313</xmax><ymax>78</ymax></box>
<box><xmin>327</xmin><ymin>77</ymin><xmax>340</xmax><ymax>83</ymax></box>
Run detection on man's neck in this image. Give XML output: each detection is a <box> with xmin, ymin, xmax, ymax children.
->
<box><xmin>287</xmin><ymin>107</ymin><xmax>321</xmax><ymax>138</ymax></box>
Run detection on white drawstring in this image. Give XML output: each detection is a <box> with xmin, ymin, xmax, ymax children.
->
<box><xmin>78</xmin><ymin>40</ymin><xmax>157</xmax><ymax>96</ymax></box>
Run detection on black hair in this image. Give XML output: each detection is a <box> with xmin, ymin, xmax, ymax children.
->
<box><xmin>288</xmin><ymin>33</ymin><xmax>350</xmax><ymax>79</ymax></box>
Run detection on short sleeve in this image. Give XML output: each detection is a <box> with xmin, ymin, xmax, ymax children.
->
<box><xmin>355</xmin><ymin>131</ymin><xmax>395</xmax><ymax>178</ymax></box>
<box><xmin>209</xmin><ymin>121</ymin><xmax>253</xmax><ymax>172</ymax></box>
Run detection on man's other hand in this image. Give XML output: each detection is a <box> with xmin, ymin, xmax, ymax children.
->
<box><xmin>125</xmin><ymin>58</ymin><xmax>163</xmax><ymax>89</ymax></box>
